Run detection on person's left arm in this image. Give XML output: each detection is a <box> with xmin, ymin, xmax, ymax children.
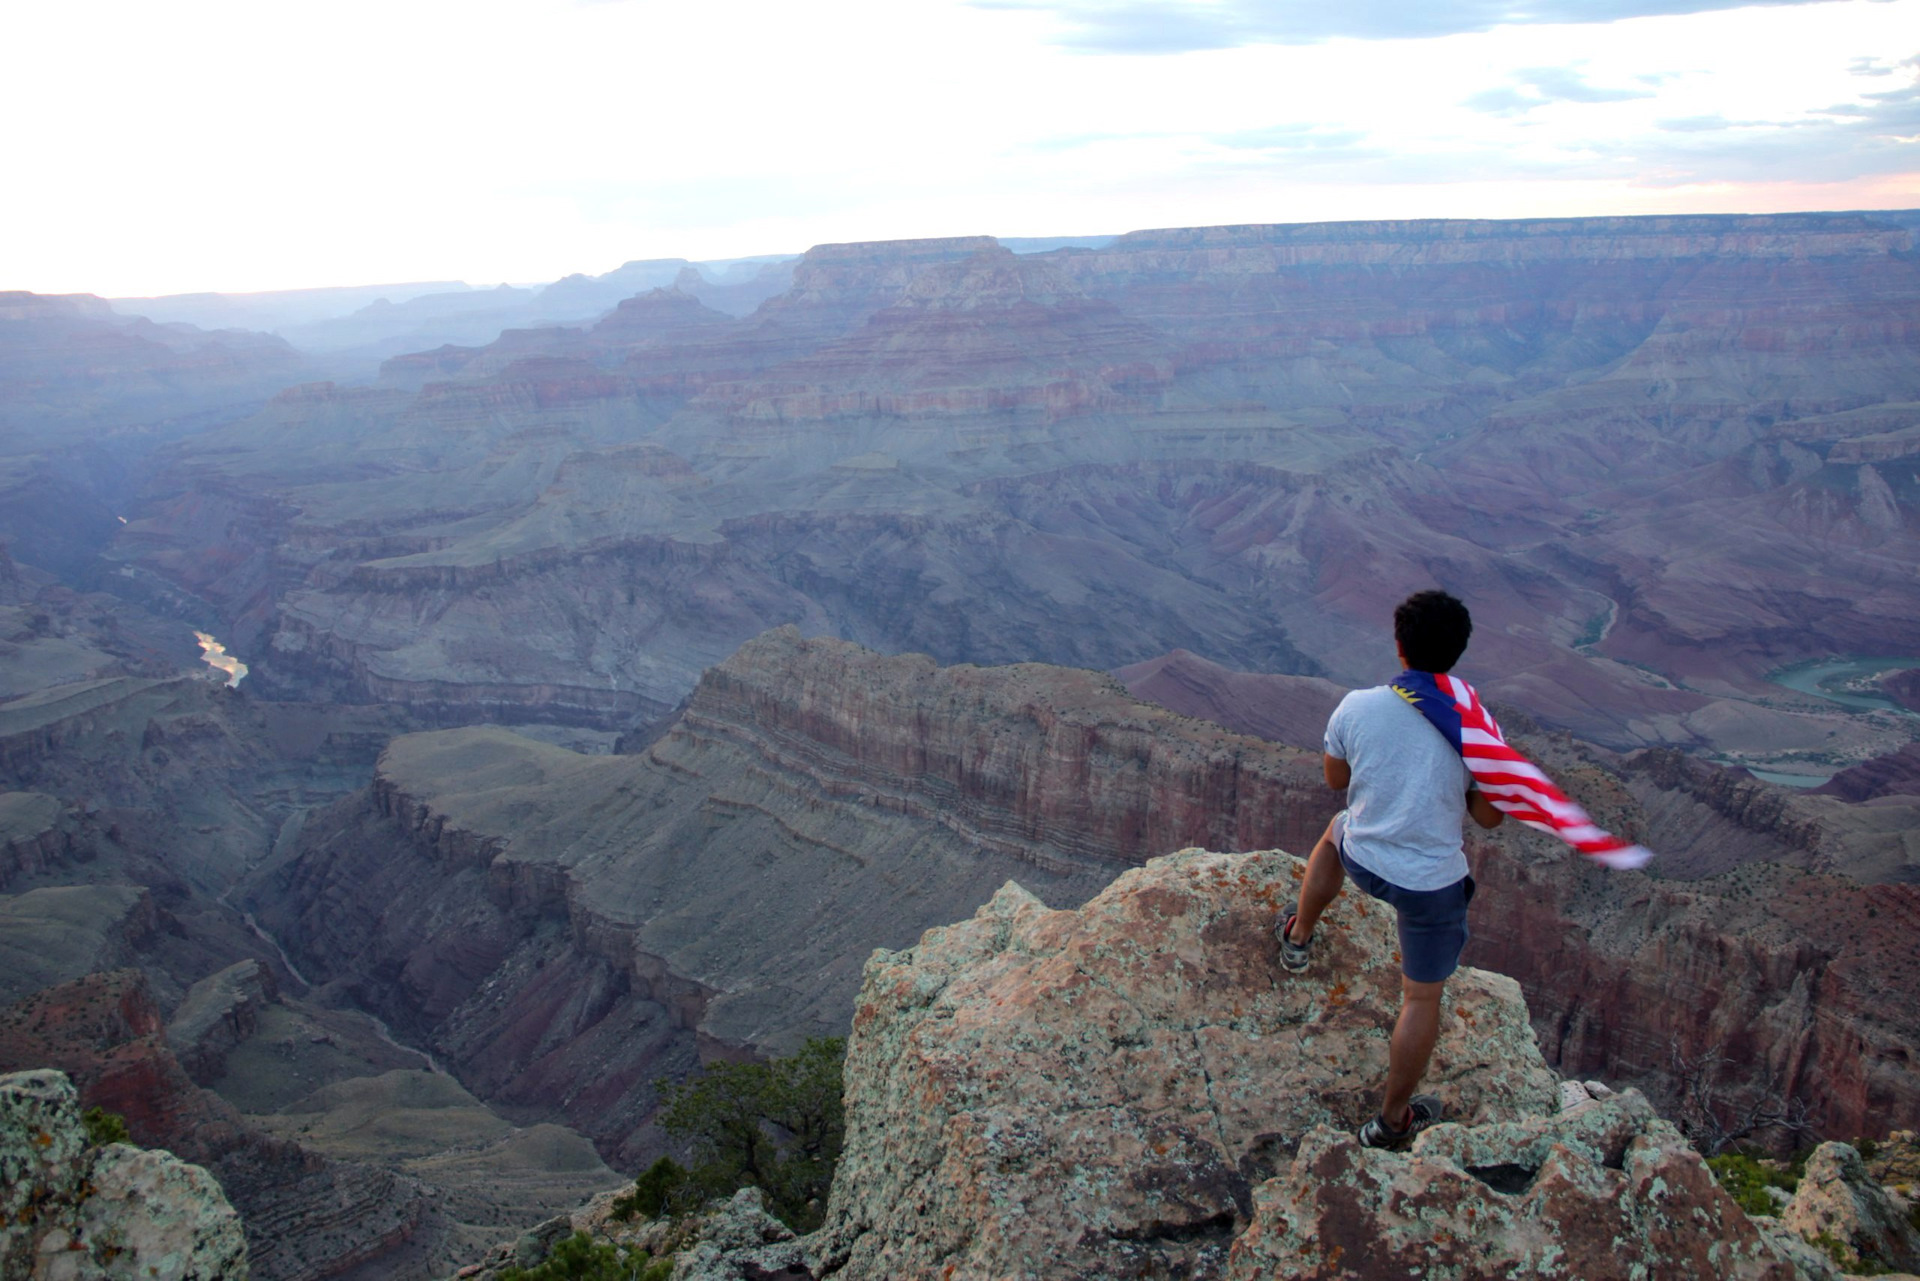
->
<box><xmin>1467</xmin><ymin>787</ymin><xmax>1504</xmax><ymax>830</ymax></box>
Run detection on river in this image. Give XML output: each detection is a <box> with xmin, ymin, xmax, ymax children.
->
<box><xmin>1768</xmin><ymin>655</ymin><xmax>1920</xmax><ymax>715</ymax></box>
<box><xmin>193</xmin><ymin>631</ymin><xmax>248</xmax><ymax>688</ymax></box>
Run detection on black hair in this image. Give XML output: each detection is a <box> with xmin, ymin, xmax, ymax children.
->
<box><xmin>1394</xmin><ymin>590</ymin><xmax>1472</xmax><ymax>673</ymax></box>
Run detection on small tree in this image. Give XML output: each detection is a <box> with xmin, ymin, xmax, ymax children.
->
<box><xmin>1666</xmin><ymin>1038</ymin><xmax>1815</xmax><ymax>1157</ymax></box>
<box><xmin>654</xmin><ymin>1036</ymin><xmax>846</xmax><ymax>1231</ymax></box>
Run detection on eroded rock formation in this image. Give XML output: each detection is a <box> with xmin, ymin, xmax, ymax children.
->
<box><xmin>1780</xmin><ymin>1141</ymin><xmax>1920</xmax><ymax>1275</ymax></box>
<box><xmin>640</xmin><ymin>847</ymin><xmax>1825</xmax><ymax>1279</ymax></box>
<box><xmin>109</xmin><ymin>216</ymin><xmax>1920</xmax><ymax>765</ymax></box>
<box><xmin>256</xmin><ymin>633</ymin><xmax>1920</xmax><ymax>1180</ymax></box>
<box><xmin>0</xmin><ymin>969</ymin><xmax>427</xmax><ymax>1281</ymax></box>
<box><xmin>0</xmin><ymin>1067</ymin><xmax>250</xmax><ymax>1281</ymax></box>
<box><xmin>810</xmin><ymin>849</ymin><xmax>1557</xmax><ymax>1278</ymax></box>
<box><xmin>1229</xmin><ymin>1089</ymin><xmax>1798</xmax><ymax>1280</ymax></box>
<box><xmin>250</xmin><ymin>630</ymin><xmax>1331</xmax><ymax>1166</ymax></box>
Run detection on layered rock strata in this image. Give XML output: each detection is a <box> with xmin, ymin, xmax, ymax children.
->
<box><xmin>0</xmin><ymin>969</ymin><xmax>427</xmax><ymax>1281</ymax></box>
<box><xmin>166</xmin><ymin>959</ymin><xmax>276</xmax><ymax>1084</ymax></box>
<box><xmin>260</xmin><ymin>632</ymin><xmax>1920</xmax><ymax>1175</ymax></box>
<box><xmin>116</xmin><ymin>216</ymin><xmax>1920</xmax><ymax>763</ymax></box>
<box><xmin>0</xmin><ymin>1068</ymin><xmax>250</xmax><ymax>1281</ymax></box>
<box><xmin>251</xmin><ymin>630</ymin><xmax>1330</xmax><ymax>1165</ymax></box>
<box><xmin>1463</xmin><ymin>840</ymin><xmax>1920</xmax><ymax>1143</ymax></box>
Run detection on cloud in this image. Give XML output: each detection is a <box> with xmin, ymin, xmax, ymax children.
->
<box><xmin>1655</xmin><ymin>113</ymin><xmax>1823</xmax><ymax>131</ymax></box>
<box><xmin>969</xmin><ymin>0</ymin><xmax>1860</xmax><ymax>53</ymax></box>
<box><xmin>1462</xmin><ymin>87</ymin><xmax>1542</xmax><ymax>116</ymax></box>
<box><xmin>1462</xmin><ymin>65</ymin><xmax>1654</xmax><ymax>114</ymax></box>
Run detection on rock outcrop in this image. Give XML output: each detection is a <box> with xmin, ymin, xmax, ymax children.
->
<box><xmin>0</xmin><ymin>969</ymin><xmax>428</xmax><ymax>1281</ymax></box>
<box><xmin>166</xmin><ymin>959</ymin><xmax>276</xmax><ymax>1084</ymax></box>
<box><xmin>809</xmin><ymin>848</ymin><xmax>1557</xmax><ymax>1278</ymax></box>
<box><xmin>1780</xmin><ymin>1142</ymin><xmax>1920</xmax><ymax>1275</ymax></box>
<box><xmin>1</xmin><ymin>1067</ymin><xmax>249</xmax><ymax>1280</ymax></box>
<box><xmin>1229</xmin><ymin>1090</ymin><xmax>1796</xmax><ymax>1279</ymax></box>
<box><xmin>761</xmin><ymin>847</ymin><xmax>1808</xmax><ymax>1279</ymax></box>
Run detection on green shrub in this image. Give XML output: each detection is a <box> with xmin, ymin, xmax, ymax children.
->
<box><xmin>1804</xmin><ymin>1229</ymin><xmax>1894</xmax><ymax>1276</ymax></box>
<box><xmin>1707</xmin><ymin>1152</ymin><xmax>1798</xmax><ymax>1218</ymax></box>
<box><xmin>81</xmin><ymin>1106</ymin><xmax>129</xmax><ymax>1147</ymax></box>
<box><xmin>497</xmin><ymin>1232</ymin><xmax>664</xmax><ymax>1281</ymax></box>
<box><xmin>653</xmin><ymin>1035</ymin><xmax>846</xmax><ymax>1232</ymax></box>
<box><xmin>610</xmin><ymin>1156</ymin><xmax>694</xmax><ymax>1222</ymax></box>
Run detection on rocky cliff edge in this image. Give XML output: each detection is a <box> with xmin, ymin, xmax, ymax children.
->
<box><xmin>728</xmin><ymin>847</ymin><xmax>1828</xmax><ymax>1280</ymax></box>
<box><xmin>1</xmin><ymin>1068</ymin><xmax>249</xmax><ymax>1280</ymax></box>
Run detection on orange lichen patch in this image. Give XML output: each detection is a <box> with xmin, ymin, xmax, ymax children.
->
<box><xmin>33</xmin><ymin>1130</ymin><xmax>53</xmax><ymax>1148</ymax></box>
<box><xmin>1327</xmin><ymin>981</ymin><xmax>1351</xmax><ymax>1008</ymax></box>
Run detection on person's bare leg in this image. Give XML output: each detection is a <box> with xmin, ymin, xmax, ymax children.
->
<box><xmin>1380</xmin><ymin>977</ymin><xmax>1445</xmax><ymax>1127</ymax></box>
<box><xmin>1289</xmin><ymin>820</ymin><xmax>1346</xmax><ymax>944</ymax></box>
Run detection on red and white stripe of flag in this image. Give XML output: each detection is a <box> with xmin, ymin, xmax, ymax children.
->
<box><xmin>1438</xmin><ymin>674</ymin><xmax>1653</xmax><ymax>870</ymax></box>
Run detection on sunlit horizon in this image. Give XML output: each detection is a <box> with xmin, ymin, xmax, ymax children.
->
<box><xmin>5</xmin><ymin>0</ymin><xmax>1917</xmax><ymax>299</ymax></box>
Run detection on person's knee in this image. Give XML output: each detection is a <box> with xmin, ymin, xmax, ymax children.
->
<box><xmin>1401</xmin><ymin>977</ymin><xmax>1445</xmax><ymax>1007</ymax></box>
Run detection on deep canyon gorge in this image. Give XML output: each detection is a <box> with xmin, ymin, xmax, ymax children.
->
<box><xmin>3</xmin><ymin>210</ymin><xmax>1919</xmax><ymax>1278</ymax></box>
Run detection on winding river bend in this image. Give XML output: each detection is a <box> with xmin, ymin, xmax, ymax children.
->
<box><xmin>193</xmin><ymin>631</ymin><xmax>248</xmax><ymax>687</ymax></box>
<box><xmin>1768</xmin><ymin>655</ymin><xmax>1920</xmax><ymax>715</ymax></box>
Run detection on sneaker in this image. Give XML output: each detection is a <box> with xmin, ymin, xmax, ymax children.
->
<box><xmin>1358</xmin><ymin>1095</ymin><xmax>1444</xmax><ymax>1150</ymax></box>
<box><xmin>1276</xmin><ymin>912</ymin><xmax>1311</xmax><ymax>973</ymax></box>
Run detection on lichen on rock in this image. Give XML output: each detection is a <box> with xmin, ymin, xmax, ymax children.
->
<box><xmin>1229</xmin><ymin>1090</ymin><xmax>1799</xmax><ymax>1279</ymax></box>
<box><xmin>1</xmin><ymin>1067</ymin><xmax>249</xmax><ymax>1280</ymax></box>
<box><xmin>809</xmin><ymin>847</ymin><xmax>1559</xmax><ymax>1279</ymax></box>
<box><xmin>1781</xmin><ymin>1141</ymin><xmax>1920</xmax><ymax>1276</ymax></box>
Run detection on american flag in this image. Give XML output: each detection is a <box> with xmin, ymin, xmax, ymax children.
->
<box><xmin>1391</xmin><ymin>670</ymin><xmax>1654</xmax><ymax>870</ymax></box>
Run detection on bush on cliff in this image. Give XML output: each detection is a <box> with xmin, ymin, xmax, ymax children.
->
<box><xmin>609</xmin><ymin>1155</ymin><xmax>697</xmax><ymax>1221</ymax></box>
<box><xmin>81</xmin><ymin>1105</ymin><xmax>129</xmax><ymax>1147</ymax></box>
<box><xmin>651</xmin><ymin>1036</ymin><xmax>845</xmax><ymax>1231</ymax></box>
<box><xmin>497</xmin><ymin>1232</ymin><xmax>672</xmax><ymax>1281</ymax></box>
<box><xmin>1707</xmin><ymin>1152</ymin><xmax>1799</xmax><ymax>1217</ymax></box>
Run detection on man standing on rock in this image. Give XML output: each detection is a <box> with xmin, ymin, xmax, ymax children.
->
<box><xmin>1276</xmin><ymin>590</ymin><xmax>1505</xmax><ymax>1150</ymax></box>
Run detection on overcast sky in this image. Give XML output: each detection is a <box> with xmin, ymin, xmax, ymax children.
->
<box><xmin>4</xmin><ymin>0</ymin><xmax>1916</xmax><ymax>297</ymax></box>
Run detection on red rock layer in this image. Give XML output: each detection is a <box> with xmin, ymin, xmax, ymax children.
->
<box><xmin>0</xmin><ymin>970</ymin><xmax>426</xmax><ymax>1281</ymax></box>
<box><xmin>1463</xmin><ymin>842</ymin><xmax>1920</xmax><ymax>1143</ymax></box>
<box><xmin>1817</xmin><ymin>742</ymin><xmax>1920</xmax><ymax>802</ymax></box>
<box><xmin>1113</xmin><ymin>648</ymin><xmax>1347</xmax><ymax>752</ymax></box>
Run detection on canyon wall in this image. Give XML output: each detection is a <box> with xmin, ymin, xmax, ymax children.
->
<box><xmin>259</xmin><ymin>632</ymin><xmax>1920</xmax><ymax>1173</ymax></box>
<box><xmin>100</xmin><ymin>214</ymin><xmax>1920</xmax><ymax>768</ymax></box>
<box><xmin>251</xmin><ymin>630</ymin><xmax>1333</xmax><ymax>1165</ymax></box>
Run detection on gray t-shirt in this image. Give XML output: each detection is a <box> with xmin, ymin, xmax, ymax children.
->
<box><xmin>1323</xmin><ymin>685</ymin><xmax>1472</xmax><ymax>891</ymax></box>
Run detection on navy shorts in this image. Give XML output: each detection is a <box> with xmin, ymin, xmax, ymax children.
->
<box><xmin>1332</xmin><ymin>814</ymin><xmax>1476</xmax><ymax>983</ymax></box>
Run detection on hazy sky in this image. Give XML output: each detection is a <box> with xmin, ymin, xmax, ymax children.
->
<box><xmin>5</xmin><ymin>0</ymin><xmax>1917</xmax><ymax>297</ymax></box>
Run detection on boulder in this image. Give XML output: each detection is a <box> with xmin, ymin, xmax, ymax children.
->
<box><xmin>1870</xmin><ymin>1130</ymin><xmax>1920</xmax><ymax>1197</ymax></box>
<box><xmin>1226</xmin><ymin>1090</ymin><xmax>1797</xmax><ymax>1279</ymax></box>
<box><xmin>809</xmin><ymin>847</ymin><xmax>1559</xmax><ymax>1279</ymax></box>
<box><xmin>671</xmin><ymin>1187</ymin><xmax>808</xmax><ymax>1281</ymax></box>
<box><xmin>0</xmin><ymin>1067</ymin><xmax>249</xmax><ymax>1280</ymax></box>
<box><xmin>1782</xmin><ymin>1141</ymin><xmax>1920</xmax><ymax>1275</ymax></box>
